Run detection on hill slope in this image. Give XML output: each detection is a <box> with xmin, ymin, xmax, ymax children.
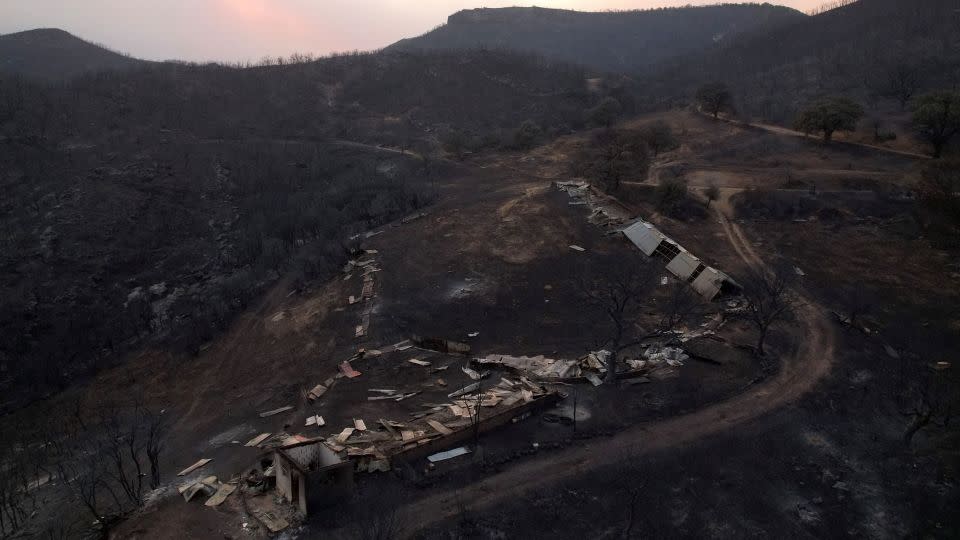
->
<box><xmin>387</xmin><ymin>5</ymin><xmax>805</xmax><ymax>72</ymax></box>
<box><xmin>650</xmin><ymin>0</ymin><xmax>960</xmax><ymax>123</ymax></box>
<box><xmin>0</xmin><ymin>48</ymin><xmax>603</xmax><ymax>410</ymax></box>
<box><xmin>0</xmin><ymin>28</ymin><xmax>145</xmax><ymax>80</ymax></box>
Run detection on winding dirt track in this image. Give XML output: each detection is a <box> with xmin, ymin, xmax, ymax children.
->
<box><xmin>398</xmin><ymin>188</ymin><xmax>836</xmax><ymax>536</ymax></box>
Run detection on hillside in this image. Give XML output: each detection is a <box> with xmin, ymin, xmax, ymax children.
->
<box><xmin>0</xmin><ymin>28</ymin><xmax>145</xmax><ymax>80</ymax></box>
<box><xmin>0</xmin><ymin>48</ymin><xmax>606</xmax><ymax>410</ymax></box>
<box><xmin>650</xmin><ymin>0</ymin><xmax>960</xmax><ymax>123</ymax></box>
<box><xmin>387</xmin><ymin>4</ymin><xmax>805</xmax><ymax>73</ymax></box>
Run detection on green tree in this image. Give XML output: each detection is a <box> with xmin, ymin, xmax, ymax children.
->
<box><xmin>695</xmin><ymin>82</ymin><xmax>734</xmax><ymax>118</ymax></box>
<box><xmin>794</xmin><ymin>96</ymin><xmax>864</xmax><ymax>142</ymax></box>
<box><xmin>912</xmin><ymin>91</ymin><xmax>960</xmax><ymax>158</ymax></box>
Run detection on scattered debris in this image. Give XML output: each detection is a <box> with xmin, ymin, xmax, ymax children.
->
<box><xmin>177</xmin><ymin>458</ymin><xmax>212</xmax><ymax>477</ymax></box>
<box><xmin>427</xmin><ymin>447</ymin><xmax>471</xmax><ymax>463</ymax></box>
<box><xmin>204</xmin><ymin>483</ymin><xmax>237</xmax><ymax>506</ymax></box>
<box><xmin>307</xmin><ymin>384</ymin><xmax>328</xmax><ymax>401</ymax></box>
<box><xmin>884</xmin><ymin>345</ymin><xmax>900</xmax><ymax>359</ymax></box>
<box><xmin>305</xmin><ymin>415</ymin><xmax>325</xmax><ymax>427</ymax></box>
<box><xmin>427</xmin><ymin>419</ymin><xmax>454</xmax><ymax>436</ymax></box>
<box><xmin>259</xmin><ymin>406</ymin><xmax>294</xmax><ymax>418</ymax></box>
<box><xmin>339</xmin><ymin>361</ymin><xmax>362</xmax><ymax>378</ymax></box>
<box><xmin>461</xmin><ymin>366</ymin><xmax>483</xmax><ymax>380</ymax></box>
<box><xmin>255</xmin><ymin>511</ymin><xmax>289</xmax><ymax>533</ymax></box>
<box><xmin>476</xmin><ymin>354</ymin><xmax>585</xmax><ymax>379</ymax></box>
<box><xmin>794</xmin><ymin>266</ymin><xmax>806</xmax><ymax>277</ymax></box>
<box><xmin>468</xmin><ymin>331</ymin><xmax>480</xmax><ymax>338</ymax></box>
<box><xmin>245</xmin><ymin>433</ymin><xmax>271</xmax><ymax>447</ymax></box>
<box><xmin>412</xmin><ymin>335</ymin><xmax>471</xmax><ymax>355</ymax></box>
<box><xmin>585</xmin><ymin>373</ymin><xmax>603</xmax><ymax>386</ymax></box>
<box><xmin>935</xmin><ymin>361</ymin><xmax>951</xmax><ymax>371</ymax></box>
<box><xmin>336</xmin><ymin>427</ymin><xmax>356</xmax><ymax>443</ymax></box>
<box><xmin>448</xmin><ymin>382</ymin><xmax>480</xmax><ymax>398</ymax></box>
<box><xmin>569</xmin><ymin>244</ymin><xmax>586</xmax><ymax>252</ymax></box>
<box><xmin>179</xmin><ymin>475</ymin><xmax>218</xmax><ymax>501</ymax></box>
<box><xmin>354</xmin><ymin>419</ymin><xmax>367</xmax><ymax>431</ymax></box>
<box><xmin>408</xmin><ymin>358</ymin><xmax>431</xmax><ymax>366</ymax></box>
<box><xmin>643</xmin><ymin>345</ymin><xmax>688</xmax><ymax>367</ymax></box>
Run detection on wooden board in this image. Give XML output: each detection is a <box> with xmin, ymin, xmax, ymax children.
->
<box><xmin>177</xmin><ymin>458</ymin><xmax>211</xmax><ymax>476</ymax></box>
<box><xmin>259</xmin><ymin>406</ymin><xmax>293</xmax><ymax>418</ymax></box>
<box><xmin>427</xmin><ymin>419</ymin><xmax>453</xmax><ymax>436</ymax></box>
<box><xmin>204</xmin><ymin>483</ymin><xmax>237</xmax><ymax>506</ymax></box>
<box><xmin>244</xmin><ymin>433</ymin><xmax>271</xmax><ymax>447</ymax></box>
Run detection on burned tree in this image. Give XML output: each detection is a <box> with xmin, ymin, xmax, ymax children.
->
<box><xmin>879</xmin><ymin>63</ymin><xmax>921</xmax><ymax>111</ymax></box>
<box><xmin>577</xmin><ymin>253</ymin><xmax>701</xmax><ymax>383</ymax></box>
<box><xmin>572</xmin><ymin>129</ymin><xmax>651</xmax><ymax>194</ymax></box>
<box><xmin>578</xmin><ymin>253</ymin><xmax>657</xmax><ymax>383</ymax></box>
<box><xmin>740</xmin><ymin>265</ymin><xmax>799</xmax><ymax>357</ymax></box>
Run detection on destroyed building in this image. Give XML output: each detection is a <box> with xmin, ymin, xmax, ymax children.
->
<box><xmin>273</xmin><ymin>440</ymin><xmax>353</xmax><ymax>515</ymax></box>
<box><xmin>622</xmin><ymin>220</ymin><xmax>740</xmax><ymax>300</ymax></box>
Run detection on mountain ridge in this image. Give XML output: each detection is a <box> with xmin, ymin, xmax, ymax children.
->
<box><xmin>0</xmin><ymin>27</ymin><xmax>146</xmax><ymax>80</ymax></box>
<box><xmin>387</xmin><ymin>4</ymin><xmax>806</xmax><ymax>73</ymax></box>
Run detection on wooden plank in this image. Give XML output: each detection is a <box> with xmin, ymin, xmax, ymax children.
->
<box><xmin>244</xmin><ymin>433</ymin><xmax>271</xmax><ymax>447</ymax></box>
<box><xmin>427</xmin><ymin>419</ymin><xmax>453</xmax><ymax>436</ymax></box>
<box><xmin>354</xmin><ymin>419</ymin><xmax>367</xmax><ymax>431</ymax></box>
<box><xmin>204</xmin><ymin>483</ymin><xmax>237</xmax><ymax>506</ymax></box>
<box><xmin>177</xmin><ymin>458</ymin><xmax>211</xmax><ymax>477</ymax></box>
<box><xmin>336</xmin><ymin>427</ymin><xmax>355</xmax><ymax>443</ymax></box>
<box><xmin>408</xmin><ymin>358</ymin><xmax>431</xmax><ymax>366</ymax></box>
<box><xmin>307</xmin><ymin>384</ymin><xmax>327</xmax><ymax>400</ymax></box>
<box><xmin>305</xmin><ymin>415</ymin><xmax>325</xmax><ymax>427</ymax></box>
<box><xmin>259</xmin><ymin>405</ymin><xmax>293</xmax><ymax>418</ymax></box>
<box><xmin>339</xmin><ymin>361</ymin><xmax>362</xmax><ymax>378</ymax></box>
<box><xmin>379</xmin><ymin>418</ymin><xmax>400</xmax><ymax>440</ymax></box>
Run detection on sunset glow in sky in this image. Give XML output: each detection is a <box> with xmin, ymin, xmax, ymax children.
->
<box><xmin>0</xmin><ymin>1</ymin><xmax>826</xmax><ymax>62</ymax></box>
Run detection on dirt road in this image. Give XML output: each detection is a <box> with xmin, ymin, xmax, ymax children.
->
<box><xmin>397</xmin><ymin>182</ymin><xmax>836</xmax><ymax>536</ymax></box>
<box><xmin>700</xmin><ymin>112</ymin><xmax>930</xmax><ymax>161</ymax></box>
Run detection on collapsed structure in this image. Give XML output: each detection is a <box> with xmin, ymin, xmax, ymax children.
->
<box><xmin>555</xmin><ymin>181</ymin><xmax>740</xmax><ymax>301</ymax></box>
<box><xmin>622</xmin><ymin>220</ymin><xmax>740</xmax><ymax>300</ymax></box>
<box><xmin>273</xmin><ymin>440</ymin><xmax>353</xmax><ymax>515</ymax></box>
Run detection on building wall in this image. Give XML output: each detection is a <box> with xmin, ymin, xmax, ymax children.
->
<box><xmin>274</xmin><ymin>452</ymin><xmax>308</xmax><ymax>514</ymax></box>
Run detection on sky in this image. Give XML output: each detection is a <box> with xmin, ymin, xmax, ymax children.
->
<box><xmin>0</xmin><ymin>1</ymin><xmax>825</xmax><ymax>63</ymax></box>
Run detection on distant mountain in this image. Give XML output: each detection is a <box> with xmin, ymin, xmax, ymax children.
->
<box><xmin>0</xmin><ymin>28</ymin><xmax>145</xmax><ymax>80</ymax></box>
<box><xmin>649</xmin><ymin>0</ymin><xmax>960</xmax><ymax>123</ymax></box>
<box><xmin>387</xmin><ymin>5</ymin><xmax>805</xmax><ymax>73</ymax></box>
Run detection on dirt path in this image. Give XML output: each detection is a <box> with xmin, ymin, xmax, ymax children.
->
<box><xmin>396</xmin><ymin>181</ymin><xmax>836</xmax><ymax>536</ymax></box>
<box><xmin>699</xmin><ymin>112</ymin><xmax>930</xmax><ymax>161</ymax></box>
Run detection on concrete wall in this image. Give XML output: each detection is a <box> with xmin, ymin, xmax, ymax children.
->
<box><xmin>274</xmin><ymin>452</ymin><xmax>307</xmax><ymax>514</ymax></box>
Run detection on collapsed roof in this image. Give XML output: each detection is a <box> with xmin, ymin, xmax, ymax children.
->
<box><xmin>622</xmin><ymin>220</ymin><xmax>740</xmax><ymax>300</ymax></box>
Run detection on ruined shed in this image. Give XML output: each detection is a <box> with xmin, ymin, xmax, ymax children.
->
<box><xmin>621</xmin><ymin>220</ymin><xmax>740</xmax><ymax>301</ymax></box>
<box><xmin>274</xmin><ymin>441</ymin><xmax>353</xmax><ymax>515</ymax></box>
